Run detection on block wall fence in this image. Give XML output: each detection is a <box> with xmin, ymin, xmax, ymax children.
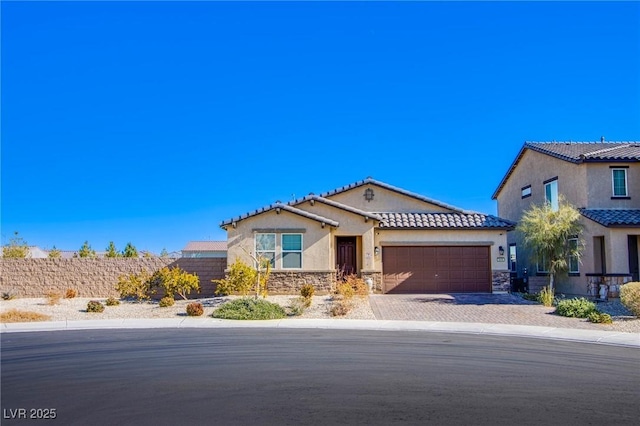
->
<box><xmin>0</xmin><ymin>258</ymin><xmax>227</xmax><ymax>299</ymax></box>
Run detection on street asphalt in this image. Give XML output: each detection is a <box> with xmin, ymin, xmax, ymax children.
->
<box><xmin>2</xmin><ymin>316</ymin><xmax>639</xmax><ymax>347</ymax></box>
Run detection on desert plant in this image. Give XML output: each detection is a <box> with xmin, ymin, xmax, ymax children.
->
<box><xmin>555</xmin><ymin>297</ymin><xmax>597</xmax><ymax>318</ymax></box>
<box><xmin>520</xmin><ymin>292</ymin><xmax>539</xmax><ymax>302</ymax></box>
<box><xmin>214</xmin><ymin>260</ymin><xmax>260</xmax><ymax>296</ymax></box>
<box><xmin>587</xmin><ymin>311</ymin><xmax>613</xmax><ymax>324</ymax></box>
<box><xmin>2</xmin><ymin>291</ymin><xmax>16</xmax><ymax>300</ymax></box>
<box><xmin>346</xmin><ymin>275</ymin><xmax>369</xmax><ymax>296</ymax></box>
<box><xmin>212</xmin><ymin>298</ymin><xmax>286</xmax><ymax>320</ymax></box>
<box><xmin>538</xmin><ymin>286</ymin><xmax>555</xmax><ymax>307</ymax></box>
<box><xmin>64</xmin><ymin>288</ymin><xmax>78</xmax><ymax>299</ymax></box>
<box><xmin>159</xmin><ymin>296</ymin><xmax>175</xmax><ymax>307</ymax></box>
<box><xmin>330</xmin><ymin>300</ymin><xmax>353</xmax><ymax>316</ymax></box>
<box><xmin>86</xmin><ymin>300</ymin><xmax>105</xmax><ymax>313</ymax></box>
<box><xmin>78</xmin><ymin>241</ymin><xmax>97</xmax><ymax>258</ymax></box>
<box><xmin>48</xmin><ymin>246</ymin><xmax>62</xmax><ymax>259</ymax></box>
<box><xmin>620</xmin><ymin>282</ymin><xmax>640</xmax><ymax>317</ymax></box>
<box><xmin>186</xmin><ymin>302</ymin><xmax>204</xmax><ymax>317</ymax></box>
<box><xmin>105</xmin><ymin>297</ymin><xmax>120</xmax><ymax>306</ymax></box>
<box><xmin>287</xmin><ymin>297</ymin><xmax>307</xmax><ymax>316</ymax></box>
<box><xmin>105</xmin><ymin>241</ymin><xmax>121</xmax><ymax>258</ymax></box>
<box><xmin>335</xmin><ymin>281</ymin><xmax>355</xmax><ymax>300</ymax></box>
<box><xmin>44</xmin><ymin>290</ymin><xmax>62</xmax><ymax>305</ymax></box>
<box><xmin>0</xmin><ymin>309</ymin><xmax>51</xmax><ymax>323</ymax></box>
<box><xmin>115</xmin><ymin>269</ymin><xmax>153</xmax><ymax>301</ymax></box>
<box><xmin>2</xmin><ymin>231</ymin><xmax>30</xmax><ymax>258</ymax></box>
<box><xmin>153</xmin><ymin>267</ymin><xmax>200</xmax><ymax>300</ymax></box>
<box><xmin>300</xmin><ymin>284</ymin><xmax>315</xmax><ymax>307</ymax></box>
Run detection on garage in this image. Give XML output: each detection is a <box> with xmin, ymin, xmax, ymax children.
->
<box><xmin>382</xmin><ymin>246</ymin><xmax>491</xmax><ymax>294</ymax></box>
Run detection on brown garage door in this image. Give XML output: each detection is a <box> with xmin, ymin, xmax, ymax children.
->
<box><xmin>382</xmin><ymin>246</ymin><xmax>491</xmax><ymax>294</ymax></box>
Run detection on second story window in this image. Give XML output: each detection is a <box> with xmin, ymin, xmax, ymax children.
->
<box><xmin>544</xmin><ymin>178</ymin><xmax>558</xmax><ymax>211</ymax></box>
<box><xmin>612</xmin><ymin>168</ymin><xmax>628</xmax><ymax>197</ymax></box>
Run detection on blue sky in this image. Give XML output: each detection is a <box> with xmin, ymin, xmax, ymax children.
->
<box><xmin>2</xmin><ymin>1</ymin><xmax>639</xmax><ymax>254</ymax></box>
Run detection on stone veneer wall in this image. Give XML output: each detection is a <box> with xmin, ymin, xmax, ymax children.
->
<box><xmin>361</xmin><ymin>271</ymin><xmax>382</xmax><ymax>293</ymax></box>
<box><xmin>492</xmin><ymin>271</ymin><xmax>510</xmax><ymax>293</ymax></box>
<box><xmin>266</xmin><ymin>271</ymin><xmax>336</xmax><ymax>294</ymax></box>
<box><xmin>586</xmin><ymin>275</ymin><xmax>632</xmax><ymax>299</ymax></box>
<box><xmin>0</xmin><ymin>258</ymin><xmax>226</xmax><ymax>298</ymax></box>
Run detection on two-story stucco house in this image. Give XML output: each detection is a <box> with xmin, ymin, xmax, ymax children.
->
<box><xmin>493</xmin><ymin>140</ymin><xmax>640</xmax><ymax>297</ymax></box>
<box><xmin>221</xmin><ymin>178</ymin><xmax>515</xmax><ymax>294</ymax></box>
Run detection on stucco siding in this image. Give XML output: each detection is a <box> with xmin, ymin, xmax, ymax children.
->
<box><xmin>586</xmin><ymin>163</ymin><xmax>640</xmax><ymax>208</ymax></box>
<box><xmin>327</xmin><ymin>184</ymin><xmax>453</xmax><ymax>213</ymax></box>
<box><xmin>226</xmin><ymin>209</ymin><xmax>333</xmax><ymax>271</ymax></box>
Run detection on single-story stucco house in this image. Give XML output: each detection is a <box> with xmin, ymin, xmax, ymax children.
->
<box><xmin>220</xmin><ymin>178</ymin><xmax>515</xmax><ymax>294</ymax></box>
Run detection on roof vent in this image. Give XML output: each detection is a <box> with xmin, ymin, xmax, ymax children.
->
<box><xmin>601</xmin><ymin>136</ymin><xmax>605</xmax><ymax>143</ymax></box>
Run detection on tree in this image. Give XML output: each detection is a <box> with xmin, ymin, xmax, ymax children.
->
<box><xmin>517</xmin><ymin>196</ymin><xmax>583</xmax><ymax>293</ymax></box>
<box><xmin>105</xmin><ymin>242</ymin><xmax>120</xmax><ymax>258</ymax></box>
<box><xmin>152</xmin><ymin>267</ymin><xmax>200</xmax><ymax>300</ymax></box>
<box><xmin>48</xmin><ymin>246</ymin><xmax>62</xmax><ymax>259</ymax></box>
<box><xmin>122</xmin><ymin>242</ymin><xmax>138</xmax><ymax>258</ymax></box>
<box><xmin>2</xmin><ymin>231</ymin><xmax>30</xmax><ymax>258</ymax></box>
<box><xmin>160</xmin><ymin>248</ymin><xmax>169</xmax><ymax>258</ymax></box>
<box><xmin>78</xmin><ymin>241</ymin><xmax>97</xmax><ymax>258</ymax></box>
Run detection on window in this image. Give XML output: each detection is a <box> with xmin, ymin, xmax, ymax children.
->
<box><xmin>509</xmin><ymin>244</ymin><xmax>517</xmax><ymax>272</ymax></box>
<box><xmin>255</xmin><ymin>233</ymin><xmax>275</xmax><ymax>268</ymax></box>
<box><xmin>544</xmin><ymin>179</ymin><xmax>558</xmax><ymax>211</ymax></box>
<box><xmin>521</xmin><ymin>186</ymin><xmax>531</xmax><ymax>199</ymax></box>
<box><xmin>281</xmin><ymin>234</ymin><xmax>302</xmax><ymax>268</ymax></box>
<box><xmin>537</xmin><ymin>252</ymin><xmax>549</xmax><ymax>274</ymax></box>
<box><xmin>612</xmin><ymin>169</ymin><xmax>628</xmax><ymax>197</ymax></box>
<box><xmin>568</xmin><ymin>238</ymin><xmax>579</xmax><ymax>273</ymax></box>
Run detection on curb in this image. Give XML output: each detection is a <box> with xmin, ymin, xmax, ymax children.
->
<box><xmin>2</xmin><ymin>318</ymin><xmax>638</xmax><ymax>347</ymax></box>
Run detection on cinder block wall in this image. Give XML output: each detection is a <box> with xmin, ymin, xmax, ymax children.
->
<box><xmin>0</xmin><ymin>258</ymin><xmax>226</xmax><ymax>298</ymax></box>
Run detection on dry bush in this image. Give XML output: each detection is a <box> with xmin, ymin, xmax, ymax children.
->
<box><xmin>330</xmin><ymin>300</ymin><xmax>353</xmax><ymax>317</ymax></box>
<box><xmin>44</xmin><ymin>291</ymin><xmax>62</xmax><ymax>305</ymax></box>
<box><xmin>186</xmin><ymin>302</ymin><xmax>204</xmax><ymax>316</ymax></box>
<box><xmin>64</xmin><ymin>288</ymin><xmax>78</xmax><ymax>299</ymax></box>
<box><xmin>0</xmin><ymin>309</ymin><xmax>51</xmax><ymax>323</ymax></box>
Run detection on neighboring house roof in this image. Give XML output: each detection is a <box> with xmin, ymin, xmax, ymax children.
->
<box><xmin>579</xmin><ymin>209</ymin><xmax>640</xmax><ymax>228</ymax></box>
<box><xmin>182</xmin><ymin>241</ymin><xmax>227</xmax><ymax>252</ymax></box>
<box><xmin>377</xmin><ymin>212</ymin><xmax>516</xmax><ymax>230</ymax></box>
<box><xmin>220</xmin><ymin>202</ymin><xmax>340</xmax><ymax>229</ymax></box>
<box><xmin>492</xmin><ymin>141</ymin><xmax>640</xmax><ymax>199</ymax></box>
<box><xmin>291</xmin><ymin>194</ymin><xmax>382</xmax><ymax>222</ymax></box>
<box><xmin>319</xmin><ymin>177</ymin><xmax>474</xmax><ymax>214</ymax></box>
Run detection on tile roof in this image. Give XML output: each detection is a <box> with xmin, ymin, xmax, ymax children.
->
<box><xmin>492</xmin><ymin>141</ymin><xmax>640</xmax><ymax>200</ymax></box>
<box><xmin>377</xmin><ymin>212</ymin><xmax>516</xmax><ymax>230</ymax></box>
<box><xmin>182</xmin><ymin>241</ymin><xmax>227</xmax><ymax>252</ymax></box>
<box><xmin>290</xmin><ymin>195</ymin><xmax>382</xmax><ymax>221</ymax></box>
<box><xmin>220</xmin><ymin>202</ymin><xmax>339</xmax><ymax>229</ymax></box>
<box><xmin>579</xmin><ymin>209</ymin><xmax>640</xmax><ymax>228</ymax></box>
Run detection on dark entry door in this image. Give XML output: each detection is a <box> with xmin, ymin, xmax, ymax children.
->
<box><xmin>337</xmin><ymin>237</ymin><xmax>357</xmax><ymax>276</ymax></box>
<box><xmin>628</xmin><ymin>236</ymin><xmax>639</xmax><ymax>281</ymax></box>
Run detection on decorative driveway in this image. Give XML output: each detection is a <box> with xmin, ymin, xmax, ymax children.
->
<box><xmin>368</xmin><ymin>293</ymin><xmax>639</xmax><ymax>331</ymax></box>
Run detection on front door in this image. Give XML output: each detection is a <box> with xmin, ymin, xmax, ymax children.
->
<box><xmin>628</xmin><ymin>235</ymin><xmax>639</xmax><ymax>281</ymax></box>
<box><xmin>336</xmin><ymin>237</ymin><xmax>357</xmax><ymax>276</ymax></box>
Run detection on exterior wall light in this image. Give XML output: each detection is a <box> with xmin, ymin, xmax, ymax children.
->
<box><xmin>374</xmin><ymin>246</ymin><xmax>380</xmax><ymax>256</ymax></box>
<box><xmin>498</xmin><ymin>246</ymin><xmax>505</xmax><ymax>256</ymax></box>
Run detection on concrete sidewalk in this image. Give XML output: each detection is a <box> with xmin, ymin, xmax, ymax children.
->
<box><xmin>2</xmin><ymin>317</ymin><xmax>638</xmax><ymax>348</ymax></box>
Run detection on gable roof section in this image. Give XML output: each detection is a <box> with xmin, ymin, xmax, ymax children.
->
<box><xmin>182</xmin><ymin>241</ymin><xmax>227</xmax><ymax>252</ymax></box>
<box><xmin>220</xmin><ymin>202</ymin><xmax>339</xmax><ymax>229</ymax></box>
<box><xmin>579</xmin><ymin>209</ymin><xmax>640</xmax><ymax>228</ymax></box>
<box><xmin>377</xmin><ymin>212</ymin><xmax>516</xmax><ymax>230</ymax></box>
<box><xmin>320</xmin><ymin>177</ymin><xmax>473</xmax><ymax>214</ymax></box>
<box><xmin>290</xmin><ymin>194</ymin><xmax>382</xmax><ymax>222</ymax></box>
<box><xmin>492</xmin><ymin>141</ymin><xmax>640</xmax><ymax>200</ymax></box>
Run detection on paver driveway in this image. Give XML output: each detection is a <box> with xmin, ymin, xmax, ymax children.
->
<box><xmin>368</xmin><ymin>293</ymin><xmax>637</xmax><ymax>331</ymax></box>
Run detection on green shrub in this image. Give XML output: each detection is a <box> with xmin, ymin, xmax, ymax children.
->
<box><xmin>213</xmin><ymin>260</ymin><xmax>270</xmax><ymax>297</ymax></box>
<box><xmin>538</xmin><ymin>286</ymin><xmax>555</xmax><ymax>307</ymax></box>
<box><xmin>159</xmin><ymin>296</ymin><xmax>175</xmax><ymax>307</ymax></box>
<box><xmin>287</xmin><ymin>297</ymin><xmax>307</xmax><ymax>316</ymax></box>
<box><xmin>64</xmin><ymin>288</ymin><xmax>77</xmax><ymax>299</ymax></box>
<box><xmin>555</xmin><ymin>297</ymin><xmax>597</xmax><ymax>318</ymax></box>
<box><xmin>116</xmin><ymin>269</ymin><xmax>153</xmax><ymax>301</ymax></box>
<box><xmin>521</xmin><ymin>292</ymin><xmax>539</xmax><ymax>302</ymax></box>
<box><xmin>86</xmin><ymin>300</ymin><xmax>105</xmax><ymax>313</ymax></box>
<box><xmin>212</xmin><ymin>297</ymin><xmax>286</xmax><ymax>320</ymax></box>
<box><xmin>105</xmin><ymin>297</ymin><xmax>120</xmax><ymax>306</ymax></box>
<box><xmin>620</xmin><ymin>282</ymin><xmax>640</xmax><ymax>317</ymax></box>
<box><xmin>186</xmin><ymin>302</ymin><xmax>204</xmax><ymax>317</ymax></box>
<box><xmin>588</xmin><ymin>311</ymin><xmax>613</xmax><ymax>324</ymax></box>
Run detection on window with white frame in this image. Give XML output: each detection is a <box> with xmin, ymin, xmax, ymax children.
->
<box><xmin>509</xmin><ymin>244</ymin><xmax>517</xmax><ymax>272</ymax></box>
<box><xmin>612</xmin><ymin>168</ymin><xmax>628</xmax><ymax>197</ymax></box>
<box><xmin>568</xmin><ymin>238</ymin><xmax>579</xmax><ymax>273</ymax></box>
<box><xmin>255</xmin><ymin>233</ymin><xmax>276</xmax><ymax>268</ymax></box>
<box><xmin>544</xmin><ymin>179</ymin><xmax>558</xmax><ymax>211</ymax></box>
<box><xmin>281</xmin><ymin>234</ymin><xmax>302</xmax><ymax>269</ymax></box>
